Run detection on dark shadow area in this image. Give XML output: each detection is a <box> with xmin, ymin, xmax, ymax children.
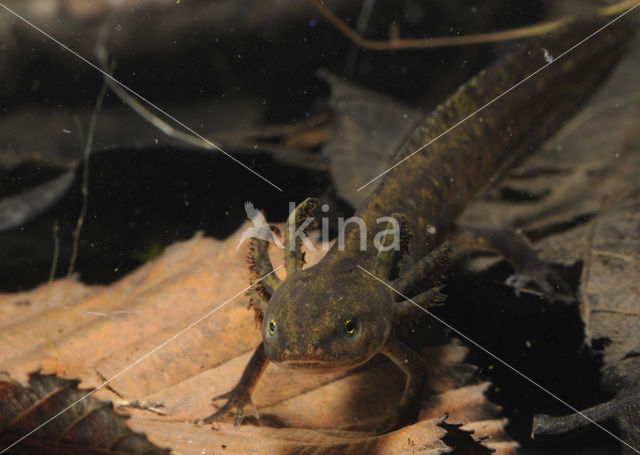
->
<box><xmin>0</xmin><ymin>146</ymin><xmax>334</xmax><ymax>291</ymax></box>
<box><xmin>431</xmin><ymin>260</ymin><xmax>619</xmax><ymax>454</ymax></box>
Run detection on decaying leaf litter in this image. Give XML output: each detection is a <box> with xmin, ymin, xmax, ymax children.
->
<box><xmin>1</xmin><ymin>0</ymin><xmax>640</xmax><ymax>454</ymax></box>
<box><xmin>1</xmin><ymin>227</ymin><xmax>515</xmax><ymax>454</ymax></box>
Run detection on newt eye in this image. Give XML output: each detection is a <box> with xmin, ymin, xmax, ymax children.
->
<box><xmin>344</xmin><ymin>319</ymin><xmax>358</xmax><ymax>336</ymax></box>
<box><xmin>268</xmin><ymin>319</ymin><xmax>277</xmax><ymax>335</ymax></box>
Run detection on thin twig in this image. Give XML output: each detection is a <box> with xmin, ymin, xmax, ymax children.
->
<box><xmin>67</xmin><ymin>74</ymin><xmax>110</xmax><ymax>278</ymax></box>
<box><xmin>49</xmin><ymin>220</ymin><xmax>61</xmax><ymax>286</ymax></box>
<box><xmin>47</xmin><ymin>217</ymin><xmax>119</xmax><ymax>317</ymax></box>
<box><xmin>95</xmin><ymin>30</ymin><xmax>210</xmax><ymax>151</ymax></box>
<box><xmin>308</xmin><ymin>0</ymin><xmax>639</xmax><ymax>50</ymax></box>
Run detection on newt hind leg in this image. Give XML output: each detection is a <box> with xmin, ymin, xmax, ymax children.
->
<box><xmin>450</xmin><ymin>225</ymin><xmax>573</xmax><ymax>302</ymax></box>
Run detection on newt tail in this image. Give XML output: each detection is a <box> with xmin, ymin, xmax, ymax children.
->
<box><xmin>344</xmin><ymin>15</ymin><xmax>631</xmax><ymax>266</ymax></box>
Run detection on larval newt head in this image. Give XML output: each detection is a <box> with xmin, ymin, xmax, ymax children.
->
<box><xmin>247</xmin><ymin>200</ymin><xmax>449</xmax><ymax>372</ymax></box>
<box><xmin>261</xmin><ymin>260</ymin><xmax>395</xmax><ymax>372</ymax></box>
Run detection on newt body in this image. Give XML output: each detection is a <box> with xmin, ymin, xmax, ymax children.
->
<box><xmin>205</xmin><ymin>16</ymin><xmax>631</xmax><ymax>430</ymax></box>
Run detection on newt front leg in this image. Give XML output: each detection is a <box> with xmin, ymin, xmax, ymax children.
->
<box><xmin>203</xmin><ymin>342</ymin><xmax>269</xmax><ymax>429</ymax></box>
<box><xmin>343</xmin><ymin>335</ymin><xmax>428</xmax><ymax>433</ymax></box>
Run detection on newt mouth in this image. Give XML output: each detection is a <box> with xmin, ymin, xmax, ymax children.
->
<box><xmin>276</xmin><ymin>359</ymin><xmax>357</xmax><ymax>374</ymax></box>
<box><xmin>277</xmin><ymin>359</ymin><xmax>346</xmax><ymax>372</ymax></box>
<box><xmin>279</xmin><ymin>360</ymin><xmax>324</xmax><ymax>368</ymax></box>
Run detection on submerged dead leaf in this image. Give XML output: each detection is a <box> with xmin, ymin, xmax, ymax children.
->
<box><xmin>319</xmin><ymin>70</ymin><xmax>422</xmax><ymax>208</ymax></box>
<box><xmin>0</xmin><ymin>170</ymin><xmax>75</xmax><ymax>233</ymax></box>
<box><xmin>0</xmin><ymin>372</ymin><xmax>170</xmax><ymax>454</ymax></box>
<box><xmin>1</xmin><ymin>222</ymin><xmax>515</xmax><ymax>454</ymax></box>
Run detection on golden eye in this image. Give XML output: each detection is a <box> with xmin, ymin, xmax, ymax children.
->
<box><xmin>344</xmin><ymin>319</ymin><xmax>358</xmax><ymax>336</ymax></box>
<box><xmin>268</xmin><ymin>319</ymin><xmax>276</xmax><ymax>335</ymax></box>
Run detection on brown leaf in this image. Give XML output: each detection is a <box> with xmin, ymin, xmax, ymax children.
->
<box><xmin>0</xmin><ymin>371</ymin><xmax>169</xmax><ymax>454</ymax></box>
<box><xmin>319</xmin><ymin>70</ymin><xmax>422</xmax><ymax>208</ymax></box>
<box><xmin>1</xmin><ymin>223</ymin><xmax>515</xmax><ymax>454</ymax></box>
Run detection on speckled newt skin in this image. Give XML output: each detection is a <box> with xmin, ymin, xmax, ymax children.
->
<box><xmin>204</xmin><ymin>16</ymin><xmax>631</xmax><ymax>431</ymax></box>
